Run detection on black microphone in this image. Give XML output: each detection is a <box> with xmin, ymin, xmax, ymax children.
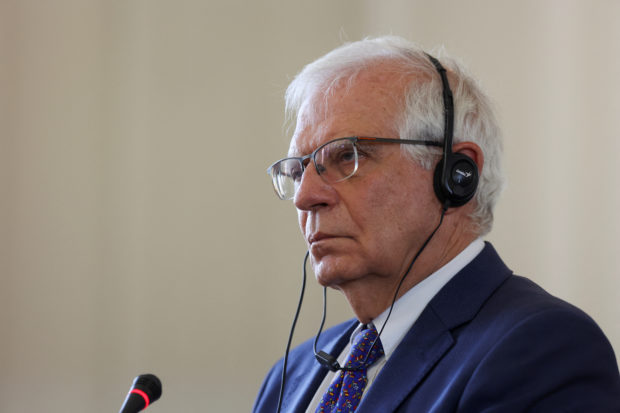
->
<box><xmin>315</xmin><ymin>350</ymin><xmax>348</xmax><ymax>372</ymax></box>
<box><xmin>119</xmin><ymin>374</ymin><xmax>162</xmax><ymax>413</ymax></box>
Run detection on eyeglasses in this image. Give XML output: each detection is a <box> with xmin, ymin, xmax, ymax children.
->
<box><xmin>267</xmin><ymin>136</ymin><xmax>441</xmax><ymax>200</ymax></box>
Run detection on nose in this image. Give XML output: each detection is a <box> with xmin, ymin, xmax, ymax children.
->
<box><xmin>293</xmin><ymin>161</ymin><xmax>338</xmax><ymax>211</ymax></box>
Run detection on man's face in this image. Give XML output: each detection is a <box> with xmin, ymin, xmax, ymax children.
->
<box><xmin>289</xmin><ymin>68</ymin><xmax>441</xmax><ymax>293</ymax></box>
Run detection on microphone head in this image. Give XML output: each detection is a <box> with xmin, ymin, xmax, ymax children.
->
<box><xmin>133</xmin><ymin>374</ymin><xmax>162</xmax><ymax>401</ymax></box>
<box><xmin>119</xmin><ymin>374</ymin><xmax>162</xmax><ymax>413</ymax></box>
<box><xmin>315</xmin><ymin>350</ymin><xmax>342</xmax><ymax>372</ymax></box>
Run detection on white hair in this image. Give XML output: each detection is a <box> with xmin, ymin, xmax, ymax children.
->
<box><xmin>285</xmin><ymin>36</ymin><xmax>504</xmax><ymax>236</ymax></box>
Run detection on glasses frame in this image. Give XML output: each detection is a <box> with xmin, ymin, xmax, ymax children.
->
<box><xmin>267</xmin><ymin>136</ymin><xmax>442</xmax><ymax>200</ymax></box>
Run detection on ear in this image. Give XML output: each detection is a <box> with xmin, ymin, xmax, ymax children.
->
<box><xmin>452</xmin><ymin>141</ymin><xmax>484</xmax><ymax>174</ymax></box>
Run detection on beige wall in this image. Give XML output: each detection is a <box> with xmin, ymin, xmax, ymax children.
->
<box><xmin>2</xmin><ymin>1</ymin><xmax>619</xmax><ymax>411</ymax></box>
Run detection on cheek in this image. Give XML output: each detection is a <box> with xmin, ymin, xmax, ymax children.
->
<box><xmin>356</xmin><ymin>166</ymin><xmax>436</xmax><ymax>241</ymax></box>
<box><xmin>362</xmin><ymin>169</ymin><xmax>417</xmax><ymax>217</ymax></box>
<box><xmin>347</xmin><ymin>178</ymin><xmax>410</xmax><ymax>248</ymax></box>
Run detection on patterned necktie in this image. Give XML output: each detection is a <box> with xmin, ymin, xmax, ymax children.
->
<box><xmin>315</xmin><ymin>324</ymin><xmax>385</xmax><ymax>413</ymax></box>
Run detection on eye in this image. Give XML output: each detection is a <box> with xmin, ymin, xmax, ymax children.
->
<box><xmin>324</xmin><ymin>141</ymin><xmax>356</xmax><ymax>163</ymax></box>
<box><xmin>314</xmin><ymin>139</ymin><xmax>359</xmax><ymax>178</ymax></box>
<box><xmin>335</xmin><ymin>148</ymin><xmax>356</xmax><ymax>164</ymax></box>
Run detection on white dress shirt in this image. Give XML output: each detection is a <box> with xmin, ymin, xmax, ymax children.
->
<box><xmin>306</xmin><ymin>238</ymin><xmax>485</xmax><ymax>412</ymax></box>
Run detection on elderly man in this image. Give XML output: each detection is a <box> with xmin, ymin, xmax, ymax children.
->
<box><xmin>254</xmin><ymin>36</ymin><xmax>620</xmax><ymax>413</ymax></box>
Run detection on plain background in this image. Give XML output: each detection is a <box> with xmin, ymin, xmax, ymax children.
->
<box><xmin>2</xmin><ymin>1</ymin><xmax>619</xmax><ymax>411</ymax></box>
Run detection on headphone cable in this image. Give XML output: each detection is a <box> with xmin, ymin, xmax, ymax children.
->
<box><xmin>276</xmin><ymin>251</ymin><xmax>309</xmax><ymax>413</ymax></box>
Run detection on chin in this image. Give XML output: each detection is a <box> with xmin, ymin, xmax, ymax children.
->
<box><xmin>312</xmin><ymin>255</ymin><xmax>364</xmax><ymax>288</ymax></box>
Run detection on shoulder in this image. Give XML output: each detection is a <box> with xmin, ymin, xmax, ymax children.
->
<box><xmin>479</xmin><ymin>273</ymin><xmax>596</xmax><ymax>328</ymax></box>
<box><xmin>432</xmin><ymin>242</ymin><xmax>606</xmax><ymax>338</ymax></box>
<box><xmin>428</xmin><ymin>244</ymin><xmax>620</xmax><ymax>411</ymax></box>
<box><xmin>458</xmin><ymin>275</ymin><xmax>620</xmax><ymax>411</ymax></box>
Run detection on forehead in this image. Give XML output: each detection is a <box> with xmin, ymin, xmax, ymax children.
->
<box><xmin>288</xmin><ymin>64</ymin><xmax>414</xmax><ymax>157</ymax></box>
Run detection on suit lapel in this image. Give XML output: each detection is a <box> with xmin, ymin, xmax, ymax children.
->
<box><xmin>358</xmin><ymin>243</ymin><xmax>512</xmax><ymax>412</ymax></box>
<box><xmin>358</xmin><ymin>307</ymin><xmax>454</xmax><ymax>412</ymax></box>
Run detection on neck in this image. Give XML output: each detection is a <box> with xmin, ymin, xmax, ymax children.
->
<box><xmin>340</xmin><ymin>216</ymin><xmax>478</xmax><ymax>324</ymax></box>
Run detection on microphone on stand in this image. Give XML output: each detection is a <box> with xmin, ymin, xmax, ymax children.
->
<box><xmin>119</xmin><ymin>374</ymin><xmax>162</xmax><ymax>413</ymax></box>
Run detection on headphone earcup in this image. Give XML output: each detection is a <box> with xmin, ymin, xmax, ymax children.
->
<box><xmin>433</xmin><ymin>153</ymin><xmax>479</xmax><ymax>208</ymax></box>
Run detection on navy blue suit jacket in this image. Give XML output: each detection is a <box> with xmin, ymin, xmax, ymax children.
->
<box><xmin>253</xmin><ymin>243</ymin><xmax>620</xmax><ymax>412</ymax></box>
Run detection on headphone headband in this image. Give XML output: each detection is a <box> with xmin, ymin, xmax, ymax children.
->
<box><xmin>425</xmin><ymin>54</ymin><xmax>455</xmax><ymax>160</ymax></box>
<box><xmin>426</xmin><ymin>53</ymin><xmax>479</xmax><ymax>208</ymax></box>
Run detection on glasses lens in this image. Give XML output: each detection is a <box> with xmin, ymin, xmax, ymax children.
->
<box><xmin>315</xmin><ymin>138</ymin><xmax>358</xmax><ymax>183</ymax></box>
<box><xmin>269</xmin><ymin>138</ymin><xmax>360</xmax><ymax>201</ymax></box>
<box><xmin>270</xmin><ymin>158</ymin><xmax>303</xmax><ymax>200</ymax></box>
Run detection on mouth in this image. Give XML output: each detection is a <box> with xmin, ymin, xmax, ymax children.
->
<box><xmin>308</xmin><ymin>232</ymin><xmax>350</xmax><ymax>247</ymax></box>
<box><xmin>308</xmin><ymin>232</ymin><xmax>330</xmax><ymax>244</ymax></box>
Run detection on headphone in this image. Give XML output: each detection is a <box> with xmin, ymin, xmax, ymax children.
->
<box><xmin>426</xmin><ymin>54</ymin><xmax>479</xmax><ymax>208</ymax></box>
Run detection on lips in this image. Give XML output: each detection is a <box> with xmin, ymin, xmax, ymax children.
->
<box><xmin>308</xmin><ymin>232</ymin><xmax>352</xmax><ymax>246</ymax></box>
<box><xmin>308</xmin><ymin>232</ymin><xmax>335</xmax><ymax>245</ymax></box>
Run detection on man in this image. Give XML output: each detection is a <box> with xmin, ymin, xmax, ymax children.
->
<box><xmin>254</xmin><ymin>36</ymin><xmax>620</xmax><ymax>412</ymax></box>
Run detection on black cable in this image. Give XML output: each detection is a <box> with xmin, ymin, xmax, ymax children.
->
<box><xmin>313</xmin><ymin>286</ymin><xmax>328</xmax><ymax>357</ymax></box>
<box><xmin>276</xmin><ymin>251</ymin><xmax>309</xmax><ymax>413</ymax></box>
